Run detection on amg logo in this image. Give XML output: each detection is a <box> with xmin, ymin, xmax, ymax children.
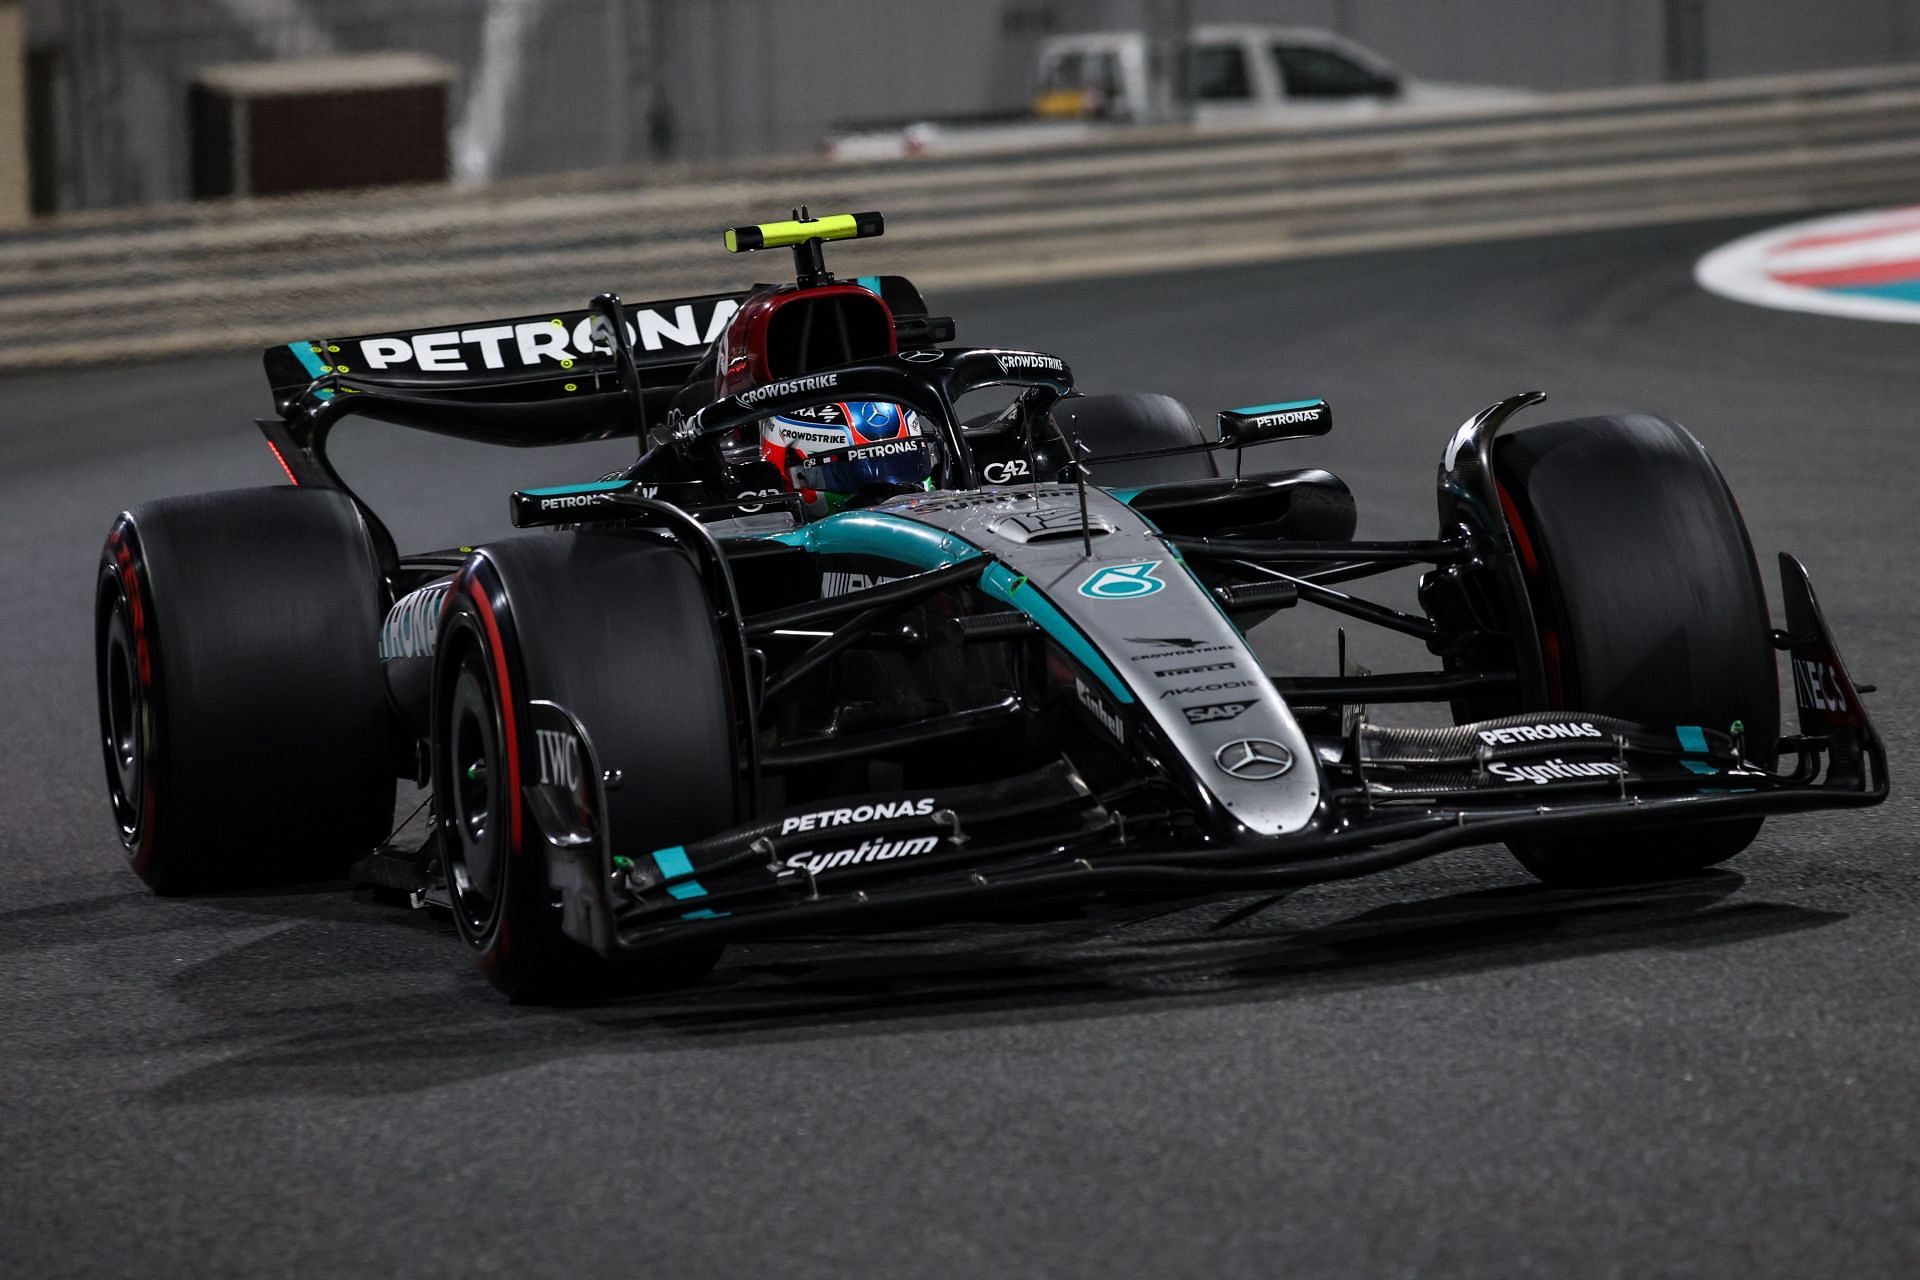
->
<box><xmin>993</xmin><ymin>352</ymin><xmax>1065</xmax><ymax>375</ymax></box>
<box><xmin>1487</xmin><ymin>758</ymin><xmax>1627</xmax><ymax>786</ymax></box>
<box><xmin>1476</xmin><ymin>722</ymin><xmax>1603</xmax><ymax>746</ymax></box>
<box><xmin>739</xmin><ymin>372</ymin><xmax>839</xmax><ymax>407</ymax></box>
<box><xmin>784</xmin><ymin>836</ymin><xmax>941</xmax><ymax>876</ymax></box>
<box><xmin>1155</xmin><ymin>660</ymin><xmax>1235</xmax><ymax>679</ymax></box>
<box><xmin>535</xmin><ymin>728</ymin><xmax>582</xmax><ymax>789</ymax></box>
<box><xmin>779</xmin><ymin>797</ymin><xmax>936</xmax><ymax>835</ymax></box>
<box><xmin>1076</xmin><ymin>677</ymin><xmax>1125</xmax><ymax>743</ymax></box>
<box><xmin>1183</xmin><ymin>700</ymin><xmax>1252</xmax><ymax>725</ymax></box>
<box><xmin>822</xmin><ymin>571</ymin><xmax>897</xmax><ymax>596</ymax></box>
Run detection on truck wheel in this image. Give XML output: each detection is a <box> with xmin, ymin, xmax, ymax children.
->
<box><xmin>433</xmin><ymin>535</ymin><xmax>738</xmax><ymax>1001</ymax></box>
<box><xmin>1491</xmin><ymin>414</ymin><xmax>1780</xmax><ymax>887</ymax></box>
<box><xmin>1055</xmin><ymin>393</ymin><xmax>1221</xmax><ymax>486</ymax></box>
<box><xmin>96</xmin><ymin>487</ymin><xmax>395</xmax><ymax>894</ymax></box>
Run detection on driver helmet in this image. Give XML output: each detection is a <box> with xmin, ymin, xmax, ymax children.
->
<box><xmin>760</xmin><ymin>401</ymin><xmax>937</xmax><ymax>511</ymax></box>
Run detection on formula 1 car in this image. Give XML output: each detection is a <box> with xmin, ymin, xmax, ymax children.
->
<box><xmin>95</xmin><ymin>210</ymin><xmax>1888</xmax><ymax>999</ymax></box>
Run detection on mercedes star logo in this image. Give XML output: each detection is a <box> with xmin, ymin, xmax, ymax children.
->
<box><xmin>898</xmin><ymin>349</ymin><xmax>945</xmax><ymax>363</ymax></box>
<box><xmin>1213</xmin><ymin>738</ymin><xmax>1293</xmax><ymax>781</ymax></box>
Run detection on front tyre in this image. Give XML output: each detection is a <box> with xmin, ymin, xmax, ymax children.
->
<box><xmin>1491</xmin><ymin>414</ymin><xmax>1780</xmax><ymax>887</ymax></box>
<box><xmin>432</xmin><ymin>536</ymin><xmax>738</xmax><ymax>1001</ymax></box>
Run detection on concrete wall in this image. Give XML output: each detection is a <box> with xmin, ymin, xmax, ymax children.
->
<box><xmin>655</xmin><ymin>0</ymin><xmax>1920</xmax><ymax>159</ymax></box>
<box><xmin>21</xmin><ymin>0</ymin><xmax>1920</xmax><ymax>211</ymax></box>
<box><xmin>0</xmin><ymin>0</ymin><xmax>25</xmax><ymax>226</ymax></box>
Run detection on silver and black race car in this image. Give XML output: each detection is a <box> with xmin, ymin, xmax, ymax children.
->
<box><xmin>95</xmin><ymin>211</ymin><xmax>1887</xmax><ymax>999</ymax></box>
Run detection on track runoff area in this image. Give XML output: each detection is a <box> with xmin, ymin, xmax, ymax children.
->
<box><xmin>4</xmin><ymin>214</ymin><xmax>1919</xmax><ymax>1280</ymax></box>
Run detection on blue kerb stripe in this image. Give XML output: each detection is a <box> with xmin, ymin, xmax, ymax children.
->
<box><xmin>1834</xmin><ymin>280</ymin><xmax>1920</xmax><ymax>303</ymax></box>
<box><xmin>980</xmin><ymin>563</ymin><xmax>1132</xmax><ymax>704</ymax></box>
<box><xmin>1230</xmin><ymin>398</ymin><xmax>1322</xmax><ymax>414</ymax></box>
<box><xmin>1676</xmin><ymin>725</ymin><xmax>1710</xmax><ymax>754</ymax></box>
<box><xmin>650</xmin><ymin>845</ymin><xmax>707</xmax><ymax>899</ymax></box>
<box><xmin>522</xmin><ymin>479</ymin><xmax>630</xmax><ymax>497</ymax></box>
<box><xmin>855</xmin><ymin>275</ymin><xmax>883</xmax><ymax>296</ymax></box>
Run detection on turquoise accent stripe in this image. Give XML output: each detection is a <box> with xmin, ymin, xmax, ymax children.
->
<box><xmin>288</xmin><ymin>341</ymin><xmax>335</xmax><ymax>400</ymax></box>
<box><xmin>651</xmin><ymin>845</ymin><xmax>707</xmax><ymax>899</ymax></box>
<box><xmin>288</xmin><ymin>341</ymin><xmax>327</xmax><ymax>378</ymax></box>
<box><xmin>981</xmin><ymin>563</ymin><xmax>1132</xmax><ymax>703</ymax></box>
<box><xmin>522</xmin><ymin>479</ymin><xmax>630</xmax><ymax>497</ymax></box>
<box><xmin>1105</xmin><ymin>487</ymin><xmax>1145</xmax><ymax>504</ymax></box>
<box><xmin>769</xmin><ymin>510</ymin><xmax>982</xmax><ymax>567</ymax></box>
<box><xmin>1230</xmin><ymin>398</ymin><xmax>1322</xmax><ymax>414</ymax></box>
<box><xmin>855</xmin><ymin>275</ymin><xmax>883</xmax><ymax>296</ymax></box>
<box><xmin>767</xmin><ymin>511</ymin><xmax>1132</xmax><ymax>702</ymax></box>
<box><xmin>1676</xmin><ymin>724</ymin><xmax>1716</xmax><ymax>774</ymax></box>
<box><xmin>680</xmin><ymin>907</ymin><xmax>729</xmax><ymax>920</ymax></box>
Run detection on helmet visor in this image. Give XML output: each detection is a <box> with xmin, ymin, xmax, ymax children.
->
<box><xmin>790</xmin><ymin>438</ymin><xmax>937</xmax><ymax>501</ymax></box>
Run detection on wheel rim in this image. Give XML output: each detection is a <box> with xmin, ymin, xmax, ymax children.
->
<box><xmin>98</xmin><ymin>577</ymin><xmax>145</xmax><ymax>848</ymax></box>
<box><xmin>444</xmin><ymin>651</ymin><xmax>507</xmax><ymax>938</ymax></box>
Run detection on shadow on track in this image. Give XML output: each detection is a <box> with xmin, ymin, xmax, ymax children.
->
<box><xmin>46</xmin><ymin>867</ymin><xmax>1837</xmax><ymax>1104</ymax></box>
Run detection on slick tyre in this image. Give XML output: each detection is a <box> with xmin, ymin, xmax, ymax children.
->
<box><xmin>1491</xmin><ymin>414</ymin><xmax>1780</xmax><ymax>887</ymax></box>
<box><xmin>1053</xmin><ymin>393</ymin><xmax>1221</xmax><ymax>486</ymax></box>
<box><xmin>433</xmin><ymin>535</ymin><xmax>737</xmax><ymax>1002</ymax></box>
<box><xmin>96</xmin><ymin>487</ymin><xmax>396</xmax><ymax>894</ymax></box>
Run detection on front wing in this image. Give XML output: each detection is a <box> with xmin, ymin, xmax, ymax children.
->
<box><xmin>532</xmin><ymin>553</ymin><xmax>1885</xmax><ymax>958</ymax></box>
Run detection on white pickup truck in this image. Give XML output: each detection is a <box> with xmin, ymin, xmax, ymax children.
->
<box><xmin>829</xmin><ymin>25</ymin><xmax>1526</xmax><ymax>161</ymax></box>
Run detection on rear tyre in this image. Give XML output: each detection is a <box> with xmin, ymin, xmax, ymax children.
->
<box><xmin>1054</xmin><ymin>393</ymin><xmax>1221</xmax><ymax>486</ymax></box>
<box><xmin>95</xmin><ymin>487</ymin><xmax>395</xmax><ymax>894</ymax></box>
<box><xmin>1491</xmin><ymin>414</ymin><xmax>1780</xmax><ymax>887</ymax></box>
<box><xmin>432</xmin><ymin>535</ymin><xmax>738</xmax><ymax>1001</ymax></box>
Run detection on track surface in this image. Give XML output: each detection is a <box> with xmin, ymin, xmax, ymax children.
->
<box><xmin>4</xmin><ymin>218</ymin><xmax>1916</xmax><ymax>1279</ymax></box>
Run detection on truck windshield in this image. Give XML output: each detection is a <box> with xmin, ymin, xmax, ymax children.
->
<box><xmin>1271</xmin><ymin>44</ymin><xmax>1388</xmax><ymax>98</ymax></box>
<box><xmin>1187</xmin><ymin>44</ymin><xmax>1252</xmax><ymax>101</ymax></box>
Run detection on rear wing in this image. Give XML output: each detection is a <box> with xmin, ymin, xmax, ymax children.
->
<box><xmin>262</xmin><ymin>290</ymin><xmax>749</xmax><ymax>411</ymax></box>
<box><xmin>262</xmin><ymin>276</ymin><xmax>949</xmax><ymax>413</ymax></box>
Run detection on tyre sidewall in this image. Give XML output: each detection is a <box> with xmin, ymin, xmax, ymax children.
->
<box><xmin>96</xmin><ymin>489</ymin><xmax>394</xmax><ymax>893</ymax></box>
<box><xmin>432</xmin><ymin>539</ymin><xmax>738</xmax><ymax>1000</ymax></box>
<box><xmin>1492</xmin><ymin>415</ymin><xmax>1778</xmax><ymax>883</ymax></box>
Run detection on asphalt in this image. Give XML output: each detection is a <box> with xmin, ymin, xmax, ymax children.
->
<box><xmin>3</xmin><ymin>217</ymin><xmax>1917</xmax><ymax>1279</ymax></box>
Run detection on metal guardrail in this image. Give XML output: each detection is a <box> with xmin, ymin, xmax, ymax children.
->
<box><xmin>3</xmin><ymin>62</ymin><xmax>1920</xmax><ymax>370</ymax></box>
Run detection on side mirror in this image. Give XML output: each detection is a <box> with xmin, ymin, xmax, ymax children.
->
<box><xmin>1217</xmin><ymin>398</ymin><xmax>1332</xmax><ymax>447</ymax></box>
